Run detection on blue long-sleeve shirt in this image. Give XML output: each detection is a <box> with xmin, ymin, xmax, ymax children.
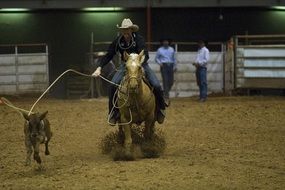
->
<box><xmin>195</xmin><ymin>46</ymin><xmax>210</xmax><ymax>67</ymax></box>
<box><xmin>155</xmin><ymin>46</ymin><xmax>176</xmax><ymax>66</ymax></box>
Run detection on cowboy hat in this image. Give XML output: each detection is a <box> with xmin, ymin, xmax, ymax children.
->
<box><xmin>117</xmin><ymin>18</ymin><xmax>139</xmax><ymax>32</ymax></box>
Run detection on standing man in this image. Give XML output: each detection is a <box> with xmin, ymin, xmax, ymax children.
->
<box><xmin>155</xmin><ymin>39</ymin><xmax>176</xmax><ymax>100</ymax></box>
<box><xmin>92</xmin><ymin>18</ymin><xmax>166</xmax><ymax>125</ymax></box>
<box><xmin>193</xmin><ymin>40</ymin><xmax>210</xmax><ymax>102</ymax></box>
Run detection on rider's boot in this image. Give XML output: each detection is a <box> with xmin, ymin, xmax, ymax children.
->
<box><xmin>109</xmin><ymin>109</ymin><xmax>119</xmax><ymax>126</ymax></box>
<box><xmin>155</xmin><ymin>89</ymin><xmax>167</xmax><ymax>124</ymax></box>
<box><xmin>157</xmin><ymin>109</ymin><xmax>166</xmax><ymax>124</ymax></box>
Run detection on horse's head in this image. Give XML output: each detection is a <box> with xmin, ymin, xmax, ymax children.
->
<box><xmin>124</xmin><ymin>50</ymin><xmax>145</xmax><ymax>93</ymax></box>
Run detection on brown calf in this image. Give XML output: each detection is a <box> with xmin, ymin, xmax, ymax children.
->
<box><xmin>22</xmin><ymin>111</ymin><xmax>52</xmax><ymax>166</ymax></box>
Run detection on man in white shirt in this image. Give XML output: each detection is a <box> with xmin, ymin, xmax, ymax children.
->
<box><xmin>193</xmin><ymin>40</ymin><xmax>210</xmax><ymax>102</ymax></box>
<box><xmin>155</xmin><ymin>39</ymin><xmax>176</xmax><ymax>100</ymax></box>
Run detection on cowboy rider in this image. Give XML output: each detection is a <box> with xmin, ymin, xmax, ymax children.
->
<box><xmin>92</xmin><ymin>18</ymin><xmax>166</xmax><ymax>126</ymax></box>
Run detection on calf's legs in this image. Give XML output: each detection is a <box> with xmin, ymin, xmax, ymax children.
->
<box><xmin>25</xmin><ymin>137</ymin><xmax>33</xmax><ymax>166</ymax></box>
<box><xmin>32</xmin><ymin>141</ymin><xmax>42</xmax><ymax>164</ymax></box>
<box><xmin>45</xmin><ymin>140</ymin><xmax>50</xmax><ymax>155</ymax></box>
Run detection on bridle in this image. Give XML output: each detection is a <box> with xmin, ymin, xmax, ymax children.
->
<box><xmin>124</xmin><ymin>67</ymin><xmax>143</xmax><ymax>93</ymax></box>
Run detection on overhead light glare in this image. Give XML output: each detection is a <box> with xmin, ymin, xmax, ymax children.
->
<box><xmin>0</xmin><ymin>8</ymin><xmax>30</xmax><ymax>12</ymax></box>
<box><xmin>271</xmin><ymin>6</ymin><xmax>285</xmax><ymax>10</ymax></box>
<box><xmin>82</xmin><ymin>7</ymin><xmax>124</xmax><ymax>11</ymax></box>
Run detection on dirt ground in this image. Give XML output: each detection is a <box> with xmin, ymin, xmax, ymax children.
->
<box><xmin>0</xmin><ymin>96</ymin><xmax>285</xmax><ymax>190</ymax></box>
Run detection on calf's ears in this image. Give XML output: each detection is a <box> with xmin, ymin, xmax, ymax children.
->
<box><xmin>39</xmin><ymin>111</ymin><xmax>48</xmax><ymax>120</ymax></box>
<box><xmin>139</xmin><ymin>50</ymin><xmax>145</xmax><ymax>65</ymax></box>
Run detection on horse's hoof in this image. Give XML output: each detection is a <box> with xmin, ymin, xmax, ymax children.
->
<box><xmin>141</xmin><ymin>137</ymin><xmax>165</xmax><ymax>158</ymax></box>
<box><xmin>45</xmin><ymin>151</ymin><xmax>50</xmax><ymax>155</ymax></box>
<box><xmin>124</xmin><ymin>151</ymin><xmax>135</xmax><ymax>161</ymax></box>
<box><xmin>25</xmin><ymin>160</ymin><xmax>31</xmax><ymax>166</ymax></box>
<box><xmin>36</xmin><ymin>164</ymin><xmax>45</xmax><ymax>171</ymax></box>
<box><xmin>34</xmin><ymin>156</ymin><xmax>42</xmax><ymax>164</ymax></box>
<box><xmin>112</xmin><ymin>145</ymin><xmax>135</xmax><ymax>161</ymax></box>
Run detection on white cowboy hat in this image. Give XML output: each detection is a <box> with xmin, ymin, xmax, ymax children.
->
<box><xmin>117</xmin><ymin>18</ymin><xmax>139</xmax><ymax>32</ymax></box>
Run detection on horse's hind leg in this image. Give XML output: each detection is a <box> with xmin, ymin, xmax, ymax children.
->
<box><xmin>144</xmin><ymin>119</ymin><xmax>155</xmax><ymax>140</ymax></box>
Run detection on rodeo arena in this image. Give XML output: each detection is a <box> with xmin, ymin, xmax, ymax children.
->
<box><xmin>0</xmin><ymin>0</ymin><xmax>285</xmax><ymax>189</ymax></box>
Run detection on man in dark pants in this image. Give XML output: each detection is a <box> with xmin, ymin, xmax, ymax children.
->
<box><xmin>193</xmin><ymin>40</ymin><xmax>210</xmax><ymax>102</ymax></box>
<box><xmin>155</xmin><ymin>39</ymin><xmax>176</xmax><ymax>100</ymax></box>
<box><xmin>92</xmin><ymin>18</ymin><xmax>166</xmax><ymax>125</ymax></box>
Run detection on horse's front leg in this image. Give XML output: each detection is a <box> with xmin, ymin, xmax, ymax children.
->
<box><xmin>123</xmin><ymin>124</ymin><xmax>132</xmax><ymax>155</ymax></box>
<box><xmin>117</xmin><ymin>126</ymin><xmax>124</xmax><ymax>145</ymax></box>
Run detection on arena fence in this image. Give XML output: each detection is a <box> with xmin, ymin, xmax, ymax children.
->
<box><xmin>0</xmin><ymin>44</ymin><xmax>49</xmax><ymax>95</ymax></box>
<box><xmin>2</xmin><ymin>35</ymin><xmax>282</xmax><ymax>98</ymax></box>
<box><xmin>231</xmin><ymin>35</ymin><xmax>285</xmax><ymax>89</ymax></box>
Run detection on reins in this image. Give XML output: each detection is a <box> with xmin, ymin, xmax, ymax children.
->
<box><xmin>112</xmin><ymin>72</ymin><xmax>153</xmax><ymax>126</ymax></box>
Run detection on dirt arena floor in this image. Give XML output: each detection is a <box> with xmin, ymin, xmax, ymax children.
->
<box><xmin>0</xmin><ymin>96</ymin><xmax>285</xmax><ymax>190</ymax></box>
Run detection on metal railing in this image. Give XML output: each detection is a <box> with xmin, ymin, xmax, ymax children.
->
<box><xmin>0</xmin><ymin>43</ymin><xmax>49</xmax><ymax>95</ymax></box>
<box><xmin>233</xmin><ymin>34</ymin><xmax>285</xmax><ymax>89</ymax></box>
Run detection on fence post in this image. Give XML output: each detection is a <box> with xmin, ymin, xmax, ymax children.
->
<box><xmin>15</xmin><ymin>45</ymin><xmax>19</xmax><ymax>94</ymax></box>
<box><xmin>45</xmin><ymin>45</ymin><xmax>50</xmax><ymax>89</ymax></box>
<box><xmin>233</xmin><ymin>36</ymin><xmax>238</xmax><ymax>89</ymax></box>
<box><xmin>221</xmin><ymin>43</ymin><xmax>226</xmax><ymax>94</ymax></box>
<box><xmin>90</xmin><ymin>32</ymin><xmax>94</xmax><ymax>98</ymax></box>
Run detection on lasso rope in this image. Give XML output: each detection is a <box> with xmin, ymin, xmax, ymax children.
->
<box><xmin>0</xmin><ymin>97</ymin><xmax>31</xmax><ymax>115</ymax></box>
<box><xmin>28</xmin><ymin>69</ymin><xmax>120</xmax><ymax>115</ymax></box>
<box><xmin>1</xmin><ymin>68</ymin><xmax>134</xmax><ymax>125</ymax></box>
<box><xmin>108</xmin><ymin>93</ymin><xmax>133</xmax><ymax>126</ymax></box>
<box><xmin>1</xmin><ymin>69</ymin><xmax>120</xmax><ymax>116</ymax></box>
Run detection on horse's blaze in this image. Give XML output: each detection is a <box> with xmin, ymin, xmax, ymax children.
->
<box><xmin>129</xmin><ymin>78</ymin><xmax>138</xmax><ymax>90</ymax></box>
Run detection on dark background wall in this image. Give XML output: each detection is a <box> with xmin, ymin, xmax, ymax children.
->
<box><xmin>0</xmin><ymin>8</ymin><xmax>284</xmax><ymax>97</ymax></box>
<box><xmin>152</xmin><ymin>8</ymin><xmax>285</xmax><ymax>41</ymax></box>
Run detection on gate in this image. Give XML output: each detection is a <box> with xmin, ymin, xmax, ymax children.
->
<box><xmin>0</xmin><ymin>44</ymin><xmax>49</xmax><ymax>95</ymax></box>
<box><xmin>233</xmin><ymin>35</ymin><xmax>285</xmax><ymax>89</ymax></box>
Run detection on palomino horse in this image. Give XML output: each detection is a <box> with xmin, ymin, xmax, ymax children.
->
<box><xmin>116</xmin><ymin>50</ymin><xmax>156</xmax><ymax>159</ymax></box>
